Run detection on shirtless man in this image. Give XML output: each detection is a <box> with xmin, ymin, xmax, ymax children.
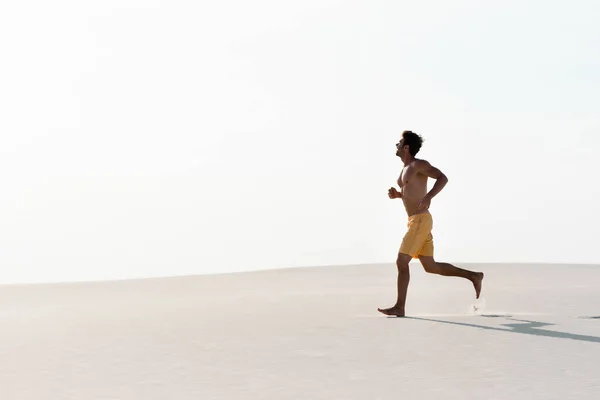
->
<box><xmin>378</xmin><ymin>130</ymin><xmax>484</xmax><ymax>317</ymax></box>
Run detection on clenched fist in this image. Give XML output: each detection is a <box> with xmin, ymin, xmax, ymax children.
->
<box><xmin>388</xmin><ymin>187</ymin><xmax>402</xmax><ymax>199</ymax></box>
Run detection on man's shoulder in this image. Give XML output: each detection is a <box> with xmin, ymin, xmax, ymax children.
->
<box><xmin>412</xmin><ymin>159</ymin><xmax>436</xmax><ymax>177</ymax></box>
<box><xmin>413</xmin><ymin>158</ymin><xmax>432</xmax><ymax>168</ymax></box>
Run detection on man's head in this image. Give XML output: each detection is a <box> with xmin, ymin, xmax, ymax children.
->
<box><xmin>396</xmin><ymin>130</ymin><xmax>423</xmax><ymax>158</ymax></box>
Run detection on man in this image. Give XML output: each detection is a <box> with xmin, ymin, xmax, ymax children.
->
<box><xmin>378</xmin><ymin>130</ymin><xmax>484</xmax><ymax>317</ymax></box>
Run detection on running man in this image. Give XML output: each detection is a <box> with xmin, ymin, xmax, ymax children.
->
<box><xmin>378</xmin><ymin>130</ymin><xmax>484</xmax><ymax>317</ymax></box>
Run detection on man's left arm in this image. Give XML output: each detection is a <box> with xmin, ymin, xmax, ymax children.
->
<box><xmin>415</xmin><ymin>160</ymin><xmax>448</xmax><ymax>209</ymax></box>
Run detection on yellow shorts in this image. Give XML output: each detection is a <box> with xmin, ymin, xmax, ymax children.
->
<box><xmin>399</xmin><ymin>212</ymin><xmax>434</xmax><ymax>258</ymax></box>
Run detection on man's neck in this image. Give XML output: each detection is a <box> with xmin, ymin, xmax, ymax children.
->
<box><xmin>401</xmin><ymin>155</ymin><xmax>415</xmax><ymax>166</ymax></box>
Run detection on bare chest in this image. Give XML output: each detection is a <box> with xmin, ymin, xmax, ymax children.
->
<box><xmin>398</xmin><ymin>165</ymin><xmax>418</xmax><ymax>188</ymax></box>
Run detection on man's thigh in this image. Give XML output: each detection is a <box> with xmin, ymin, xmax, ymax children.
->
<box><xmin>399</xmin><ymin>215</ymin><xmax>434</xmax><ymax>258</ymax></box>
<box><xmin>418</xmin><ymin>255</ymin><xmax>436</xmax><ymax>270</ymax></box>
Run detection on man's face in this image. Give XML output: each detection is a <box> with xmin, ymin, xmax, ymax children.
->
<box><xmin>396</xmin><ymin>139</ymin><xmax>407</xmax><ymax>157</ymax></box>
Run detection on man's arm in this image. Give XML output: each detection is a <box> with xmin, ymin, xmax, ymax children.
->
<box><xmin>416</xmin><ymin>160</ymin><xmax>448</xmax><ymax>199</ymax></box>
<box><xmin>388</xmin><ymin>186</ymin><xmax>402</xmax><ymax>199</ymax></box>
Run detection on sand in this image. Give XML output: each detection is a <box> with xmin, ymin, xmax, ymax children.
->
<box><xmin>1</xmin><ymin>263</ymin><xmax>600</xmax><ymax>399</ymax></box>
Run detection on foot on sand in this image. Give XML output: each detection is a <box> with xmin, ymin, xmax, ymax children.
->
<box><xmin>377</xmin><ymin>306</ymin><xmax>405</xmax><ymax>317</ymax></box>
<box><xmin>473</xmin><ymin>272</ymin><xmax>484</xmax><ymax>299</ymax></box>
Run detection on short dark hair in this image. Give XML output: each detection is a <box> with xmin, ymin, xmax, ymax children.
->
<box><xmin>401</xmin><ymin>130</ymin><xmax>423</xmax><ymax>157</ymax></box>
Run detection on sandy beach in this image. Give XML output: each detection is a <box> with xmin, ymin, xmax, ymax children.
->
<box><xmin>1</xmin><ymin>262</ymin><xmax>599</xmax><ymax>399</ymax></box>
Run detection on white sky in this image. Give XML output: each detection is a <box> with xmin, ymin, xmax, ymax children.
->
<box><xmin>1</xmin><ymin>0</ymin><xmax>599</xmax><ymax>283</ymax></box>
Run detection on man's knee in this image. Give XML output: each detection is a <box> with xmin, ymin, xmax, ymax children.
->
<box><xmin>419</xmin><ymin>256</ymin><xmax>440</xmax><ymax>274</ymax></box>
<box><xmin>396</xmin><ymin>253</ymin><xmax>411</xmax><ymax>270</ymax></box>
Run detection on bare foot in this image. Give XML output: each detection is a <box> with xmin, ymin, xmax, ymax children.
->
<box><xmin>377</xmin><ymin>306</ymin><xmax>405</xmax><ymax>317</ymax></box>
<box><xmin>473</xmin><ymin>272</ymin><xmax>484</xmax><ymax>299</ymax></box>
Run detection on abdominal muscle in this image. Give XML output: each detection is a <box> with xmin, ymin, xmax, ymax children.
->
<box><xmin>400</xmin><ymin>176</ymin><xmax>429</xmax><ymax>217</ymax></box>
<box><xmin>402</xmin><ymin>196</ymin><xmax>429</xmax><ymax>217</ymax></box>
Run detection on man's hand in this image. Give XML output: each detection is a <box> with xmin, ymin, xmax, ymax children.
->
<box><xmin>388</xmin><ymin>187</ymin><xmax>402</xmax><ymax>199</ymax></box>
<box><xmin>416</xmin><ymin>195</ymin><xmax>431</xmax><ymax>210</ymax></box>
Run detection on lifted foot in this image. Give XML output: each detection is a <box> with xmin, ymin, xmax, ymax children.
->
<box><xmin>473</xmin><ymin>272</ymin><xmax>484</xmax><ymax>299</ymax></box>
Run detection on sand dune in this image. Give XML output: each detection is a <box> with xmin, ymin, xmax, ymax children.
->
<box><xmin>1</xmin><ymin>263</ymin><xmax>599</xmax><ymax>399</ymax></box>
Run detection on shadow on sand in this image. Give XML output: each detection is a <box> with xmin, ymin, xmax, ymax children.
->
<box><xmin>406</xmin><ymin>316</ymin><xmax>600</xmax><ymax>344</ymax></box>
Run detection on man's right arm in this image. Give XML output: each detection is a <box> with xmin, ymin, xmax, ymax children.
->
<box><xmin>388</xmin><ymin>187</ymin><xmax>402</xmax><ymax>199</ymax></box>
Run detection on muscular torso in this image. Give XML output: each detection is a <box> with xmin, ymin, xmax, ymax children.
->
<box><xmin>398</xmin><ymin>160</ymin><xmax>429</xmax><ymax>216</ymax></box>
